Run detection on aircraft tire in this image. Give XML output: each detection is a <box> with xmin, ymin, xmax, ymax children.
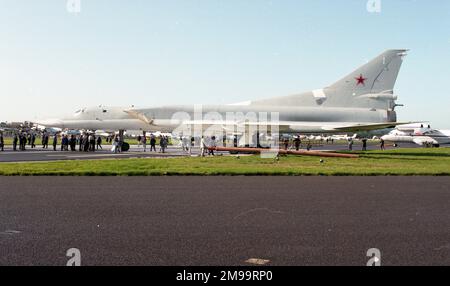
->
<box><xmin>121</xmin><ymin>142</ymin><xmax>130</xmax><ymax>152</ymax></box>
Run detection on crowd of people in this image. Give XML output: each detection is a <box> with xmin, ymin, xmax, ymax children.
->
<box><xmin>2</xmin><ymin>131</ymin><xmax>38</xmax><ymax>151</ymax></box>
<box><xmin>178</xmin><ymin>135</ymin><xmax>217</xmax><ymax>156</ymax></box>
<box><xmin>136</xmin><ymin>134</ymin><xmax>169</xmax><ymax>153</ymax></box>
<box><xmin>0</xmin><ymin>131</ymin><xmax>105</xmax><ymax>152</ymax></box>
<box><xmin>0</xmin><ymin>130</ymin><xmax>388</xmax><ymax>154</ymax></box>
<box><xmin>56</xmin><ymin>133</ymin><xmax>103</xmax><ymax>152</ymax></box>
<box><xmin>280</xmin><ymin>135</ymin><xmax>386</xmax><ymax>152</ymax></box>
<box><xmin>0</xmin><ymin>130</ymin><xmax>176</xmax><ymax>154</ymax></box>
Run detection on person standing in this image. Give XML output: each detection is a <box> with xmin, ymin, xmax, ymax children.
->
<box><xmin>13</xmin><ymin>133</ymin><xmax>18</xmax><ymax>151</ymax></box>
<box><xmin>113</xmin><ymin>137</ymin><xmax>119</xmax><ymax>153</ymax></box>
<box><xmin>23</xmin><ymin>133</ymin><xmax>28</xmax><ymax>150</ymax></box>
<box><xmin>96</xmin><ymin>136</ymin><xmax>103</xmax><ymax>150</ymax></box>
<box><xmin>87</xmin><ymin>134</ymin><xmax>93</xmax><ymax>151</ymax></box>
<box><xmin>158</xmin><ymin>136</ymin><xmax>163</xmax><ymax>153</ymax></box>
<box><xmin>90</xmin><ymin>134</ymin><xmax>96</xmax><ymax>152</ymax></box>
<box><xmin>0</xmin><ymin>132</ymin><xmax>4</xmax><ymax>151</ymax></box>
<box><xmin>83</xmin><ymin>135</ymin><xmax>89</xmax><ymax>152</ymax></box>
<box><xmin>137</xmin><ymin>135</ymin><xmax>142</xmax><ymax>147</ymax></box>
<box><xmin>42</xmin><ymin>132</ymin><xmax>48</xmax><ymax>149</ymax></box>
<box><xmin>69</xmin><ymin>135</ymin><xmax>76</xmax><ymax>151</ymax></box>
<box><xmin>182</xmin><ymin>136</ymin><xmax>190</xmax><ymax>153</ymax></box>
<box><xmin>64</xmin><ymin>135</ymin><xmax>69</xmax><ymax>151</ymax></box>
<box><xmin>163</xmin><ymin>136</ymin><xmax>168</xmax><ymax>153</ymax></box>
<box><xmin>31</xmin><ymin>133</ymin><xmax>36</xmax><ymax>148</ymax></box>
<box><xmin>20</xmin><ymin>133</ymin><xmax>26</xmax><ymax>151</ymax></box>
<box><xmin>179</xmin><ymin>135</ymin><xmax>184</xmax><ymax>150</ymax></box>
<box><xmin>159</xmin><ymin>136</ymin><xmax>165</xmax><ymax>153</ymax></box>
<box><xmin>179</xmin><ymin>136</ymin><xmax>184</xmax><ymax>151</ymax></box>
<box><xmin>191</xmin><ymin>136</ymin><xmax>196</xmax><ymax>154</ymax></box>
<box><xmin>142</xmin><ymin>135</ymin><xmax>147</xmax><ymax>152</ymax></box>
<box><xmin>117</xmin><ymin>135</ymin><xmax>122</xmax><ymax>153</ymax></box>
<box><xmin>380</xmin><ymin>138</ymin><xmax>385</xmax><ymax>150</ymax></box>
<box><xmin>294</xmin><ymin>136</ymin><xmax>301</xmax><ymax>151</ymax></box>
<box><xmin>62</xmin><ymin>135</ymin><xmax>69</xmax><ymax>151</ymax></box>
<box><xmin>52</xmin><ymin>134</ymin><xmax>58</xmax><ymax>151</ymax></box>
<box><xmin>348</xmin><ymin>137</ymin><xmax>353</xmax><ymax>151</ymax></box>
<box><xmin>209</xmin><ymin>136</ymin><xmax>216</xmax><ymax>156</ymax></box>
<box><xmin>18</xmin><ymin>133</ymin><xmax>23</xmax><ymax>151</ymax></box>
<box><xmin>78</xmin><ymin>135</ymin><xmax>83</xmax><ymax>151</ymax></box>
<box><xmin>200</xmin><ymin>136</ymin><xmax>207</xmax><ymax>157</ymax></box>
<box><xmin>150</xmin><ymin>134</ymin><xmax>156</xmax><ymax>152</ymax></box>
<box><xmin>41</xmin><ymin>132</ymin><xmax>46</xmax><ymax>149</ymax></box>
<box><xmin>283</xmin><ymin>138</ymin><xmax>289</xmax><ymax>150</ymax></box>
<box><xmin>60</xmin><ymin>135</ymin><xmax>65</xmax><ymax>151</ymax></box>
<box><xmin>362</xmin><ymin>138</ymin><xmax>367</xmax><ymax>151</ymax></box>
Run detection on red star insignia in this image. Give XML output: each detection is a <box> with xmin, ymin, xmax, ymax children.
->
<box><xmin>355</xmin><ymin>74</ymin><xmax>367</xmax><ymax>86</ymax></box>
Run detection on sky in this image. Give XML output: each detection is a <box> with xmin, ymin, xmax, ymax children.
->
<box><xmin>0</xmin><ymin>0</ymin><xmax>449</xmax><ymax>127</ymax></box>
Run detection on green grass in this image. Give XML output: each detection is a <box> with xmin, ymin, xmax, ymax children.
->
<box><xmin>0</xmin><ymin>148</ymin><xmax>449</xmax><ymax>176</ymax></box>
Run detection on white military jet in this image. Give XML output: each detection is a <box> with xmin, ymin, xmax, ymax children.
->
<box><xmin>39</xmin><ymin>49</ymin><xmax>412</xmax><ymax>137</ymax></box>
<box><xmin>381</xmin><ymin>124</ymin><xmax>450</xmax><ymax>147</ymax></box>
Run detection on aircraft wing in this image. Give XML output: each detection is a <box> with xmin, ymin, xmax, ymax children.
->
<box><xmin>324</xmin><ymin>122</ymin><xmax>415</xmax><ymax>132</ymax></box>
<box><xmin>175</xmin><ymin>120</ymin><xmax>417</xmax><ymax>133</ymax></box>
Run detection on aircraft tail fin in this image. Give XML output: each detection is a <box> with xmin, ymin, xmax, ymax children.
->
<box><xmin>327</xmin><ymin>49</ymin><xmax>407</xmax><ymax>95</ymax></box>
<box><xmin>245</xmin><ymin>49</ymin><xmax>407</xmax><ymax>109</ymax></box>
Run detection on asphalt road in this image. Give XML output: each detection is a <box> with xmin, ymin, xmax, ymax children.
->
<box><xmin>0</xmin><ymin>146</ymin><xmax>192</xmax><ymax>162</ymax></box>
<box><xmin>0</xmin><ymin>176</ymin><xmax>449</xmax><ymax>266</ymax></box>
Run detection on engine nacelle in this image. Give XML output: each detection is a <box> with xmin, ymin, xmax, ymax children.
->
<box><xmin>358</xmin><ymin>93</ymin><xmax>398</xmax><ymax>100</ymax></box>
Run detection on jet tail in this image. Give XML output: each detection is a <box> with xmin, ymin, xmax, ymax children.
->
<box><xmin>327</xmin><ymin>49</ymin><xmax>407</xmax><ymax>96</ymax></box>
<box><xmin>246</xmin><ymin>49</ymin><xmax>407</xmax><ymax>110</ymax></box>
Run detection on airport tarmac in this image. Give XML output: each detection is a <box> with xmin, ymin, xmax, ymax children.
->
<box><xmin>0</xmin><ymin>176</ymin><xmax>449</xmax><ymax>266</ymax></box>
<box><xmin>0</xmin><ymin>146</ymin><xmax>192</xmax><ymax>162</ymax></box>
<box><xmin>0</xmin><ymin>143</ymin><xmax>418</xmax><ymax>162</ymax></box>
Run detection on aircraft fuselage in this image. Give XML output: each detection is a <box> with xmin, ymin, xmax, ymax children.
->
<box><xmin>39</xmin><ymin>104</ymin><xmax>394</xmax><ymax>134</ymax></box>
